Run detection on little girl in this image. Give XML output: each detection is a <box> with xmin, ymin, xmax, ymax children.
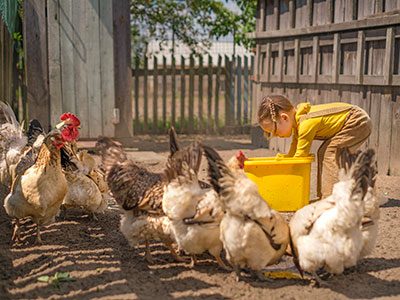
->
<box><xmin>257</xmin><ymin>94</ymin><xmax>371</xmax><ymax>199</ymax></box>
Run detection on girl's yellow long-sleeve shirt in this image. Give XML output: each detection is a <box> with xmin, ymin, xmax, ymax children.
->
<box><xmin>287</xmin><ymin>102</ymin><xmax>353</xmax><ymax>157</ymax></box>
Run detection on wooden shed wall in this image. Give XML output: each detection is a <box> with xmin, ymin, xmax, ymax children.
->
<box><xmin>252</xmin><ymin>0</ymin><xmax>400</xmax><ymax>176</ymax></box>
<box><xmin>23</xmin><ymin>0</ymin><xmax>132</xmax><ymax>139</ymax></box>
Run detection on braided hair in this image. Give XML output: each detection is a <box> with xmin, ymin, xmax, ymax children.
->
<box><xmin>257</xmin><ymin>94</ymin><xmax>294</xmax><ymax>124</ymax></box>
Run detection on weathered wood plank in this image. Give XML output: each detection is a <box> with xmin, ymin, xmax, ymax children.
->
<box><xmin>312</xmin><ymin>36</ymin><xmax>319</xmax><ymax>83</ymax></box>
<box><xmin>332</xmin><ymin>33</ymin><xmax>340</xmax><ymax>83</ymax></box>
<box><xmin>377</xmin><ymin>93</ymin><xmax>393</xmax><ymax>175</ymax></box>
<box><xmin>71</xmin><ymin>0</ymin><xmax>89</xmax><ymax>137</ymax></box>
<box><xmin>143</xmin><ymin>56</ymin><xmax>148</xmax><ymax>131</ymax></box>
<box><xmin>153</xmin><ymin>56</ymin><xmax>158</xmax><ymax>133</ymax></box>
<box><xmin>294</xmin><ymin>38</ymin><xmax>300</xmax><ymax>82</ymax></box>
<box><xmin>47</xmin><ymin>0</ymin><xmax>63</xmax><ymax>128</ymax></box>
<box><xmin>356</xmin><ymin>30</ymin><xmax>365</xmax><ymax>84</ymax></box>
<box><xmin>244</xmin><ymin>56</ymin><xmax>249</xmax><ymax>124</ymax></box>
<box><xmin>171</xmin><ymin>55</ymin><xmax>176</xmax><ymax>127</ymax></box>
<box><xmin>384</xmin><ymin>27</ymin><xmax>394</xmax><ymax>85</ymax></box>
<box><xmin>180</xmin><ymin>55</ymin><xmax>186</xmax><ymax>132</ymax></box>
<box><xmin>197</xmin><ymin>55</ymin><xmax>203</xmax><ymax>132</ymax></box>
<box><xmin>188</xmin><ymin>55</ymin><xmax>194</xmax><ymax>133</ymax></box>
<box><xmin>87</xmin><ymin>0</ymin><xmax>102</xmax><ymax>137</ymax></box>
<box><xmin>24</xmin><ymin>0</ymin><xmax>50</xmax><ymax>128</ymax></box>
<box><xmin>278</xmin><ymin>41</ymin><xmax>284</xmax><ymax>82</ymax></box>
<box><xmin>134</xmin><ymin>57</ymin><xmax>140</xmax><ymax>132</ymax></box>
<box><xmin>207</xmin><ymin>55</ymin><xmax>213</xmax><ymax>133</ymax></box>
<box><xmin>214</xmin><ymin>55</ymin><xmax>222</xmax><ymax>131</ymax></box>
<box><xmin>99</xmin><ymin>0</ymin><xmax>115</xmax><ymax>137</ymax></box>
<box><xmin>390</xmin><ymin>92</ymin><xmax>400</xmax><ymax>175</ymax></box>
<box><xmin>113</xmin><ymin>0</ymin><xmax>133</xmax><ymax>139</ymax></box>
<box><xmin>225</xmin><ymin>55</ymin><xmax>232</xmax><ymax>126</ymax></box>
<box><xmin>162</xmin><ymin>56</ymin><xmax>167</xmax><ymax>129</ymax></box>
<box><xmin>236</xmin><ymin>56</ymin><xmax>242</xmax><ymax>125</ymax></box>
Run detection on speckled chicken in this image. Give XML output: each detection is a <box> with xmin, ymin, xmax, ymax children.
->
<box><xmin>3</xmin><ymin>113</ymin><xmax>81</xmax><ymax>243</ymax></box>
<box><xmin>289</xmin><ymin>148</ymin><xmax>376</xmax><ymax>286</ymax></box>
<box><xmin>95</xmin><ymin>136</ymin><xmax>176</xmax><ymax>262</ymax></box>
<box><xmin>204</xmin><ymin>145</ymin><xmax>290</xmax><ymax>281</ymax></box>
<box><xmin>162</xmin><ymin>141</ymin><xmax>228</xmax><ymax>269</ymax></box>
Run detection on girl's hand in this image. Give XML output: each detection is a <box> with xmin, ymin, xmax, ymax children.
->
<box><xmin>275</xmin><ymin>153</ymin><xmax>288</xmax><ymax>159</ymax></box>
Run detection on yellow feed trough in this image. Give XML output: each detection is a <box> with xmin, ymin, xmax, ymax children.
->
<box><xmin>244</xmin><ymin>156</ymin><xmax>314</xmax><ymax>212</ymax></box>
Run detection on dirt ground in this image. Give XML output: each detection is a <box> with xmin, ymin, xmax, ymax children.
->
<box><xmin>0</xmin><ymin>135</ymin><xmax>399</xmax><ymax>300</ymax></box>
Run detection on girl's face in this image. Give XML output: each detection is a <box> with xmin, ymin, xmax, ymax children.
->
<box><xmin>260</xmin><ymin>111</ymin><xmax>294</xmax><ymax>138</ymax></box>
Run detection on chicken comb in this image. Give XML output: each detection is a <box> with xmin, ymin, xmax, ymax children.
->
<box><xmin>60</xmin><ymin>112</ymin><xmax>80</xmax><ymax>126</ymax></box>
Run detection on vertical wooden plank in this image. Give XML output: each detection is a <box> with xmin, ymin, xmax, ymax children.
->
<box><xmin>47</xmin><ymin>0</ymin><xmax>63</xmax><ymax>128</ymax></box>
<box><xmin>307</xmin><ymin>0</ymin><xmax>313</xmax><ymax>26</ymax></box>
<box><xmin>332</xmin><ymin>33</ymin><xmax>340</xmax><ymax>83</ymax></box>
<box><xmin>378</xmin><ymin>93</ymin><xmax>393</xmax><ymax>175</ymax></box>
<box><xmin>87</xmin><ymin>0</ymin><xmax>102</xmax><ymax>137</ymax></box>
<box><xmin>250</xmin><ymin>55</ymin><xmax>255</xmax><ymax>124</ymax></box>
<box><xmin>197</xmin><ymin>55</ymin><xmax>203</xmax><ymax>132</ymax></box>
<box><xmin>180</xmin><ymin>55</ymin><xmax>185</xmax><ymax>132</ymax></box>
<box><xmin>254</xmin><ymin>44</ymin><xmax>261</xmax><ymax>82</ymax></box>
<box><xmin>273</xmin><ymin>0</ymin><xmax>280</xmax><ymax>30</ymax></box>
<box><xmin>327</xmin><ymin>0</ymin><xmax>334</xmax><ymax>23</ymax></box>
<box><xmin>352</xmin><ymin>0</ymin><xmax>358</xmax><ymax>20</ymax></box>
<box><xmin>259</xmin><ymin>0</ymin><xmax>266</xmax><ymax>31</ymax></box>
<box><xmin>59</xmin><ymin>0</ymin><xmax>75</xmax><ymax>114</ymax></box>
<box><xmin>384</xmin><ymin>27</ymin><xmax>394</xmax><ymax>85</ymax></box>
<box><xmin>375</xmin><ymin>0</ymin><xmax>383</xmax><ymax>12</ymax></box>
<box><xmin>368</xmin><ymin>90</ymin><xmax>380</xmax><ymax>151</ymax></box>
<box><xmin>356</xmin><ymin>30</ymin><xmax>365</xmax><ymax>84</ymax></box>
<box><xmin>24</xmin><ymin>0</ymin><xmax>50</xmax><ymax>129</ymax></box>
<box><xmin>214</xmin><ymin>55</ymin><xmax>222</xmax><ymax>132</ymax></box>
<box><xmin>278</xmin><ymin>41</ymin><xmax>284</xmax><ymax>82</ymax></box>
<box><xmin>225</xmin><ymin>55</ymin><xmax>231</xmax><ymax>127</ymax></box>
<box><xmin>113</xmin><ymin>0</ymin><xmax>133</xmax><ymax>139</ymax></box>
<box><xmin>0</xmin><ymin>22</ymin><xmax>4</xmax><ymax>102</ymax></box>
<box><xmin>162</xmin><ymin>56</ymin><xmax>167</xmax><ymax>130</ymax></box>
<box><xmin>143</xmin><ymin>56</ymin><xmax>148</xmax><ymax>131</ymax></box>
<box><xmin>294</xmin><ymin>38</ymin><xmax>300</xmax><ymax>82</ymax></box>
<box><xmin>312</xmin><ymin>36</ymin><xmax>319</xmax><ymax>83</ymax></box>
<box><xmin>134</xmin><ymin>57</ymin><xmax>140</xmax><ymax>132</ymax></box>
<box><xmin>207</xmin><ymin>55</ymin><xmax>213</xmax><ymax>133</ymax></box>
<box><xmin>390</xmin><ymin>93</ymin><xmax>400</xmax><ymax>175</ymax></box>
<box><xmin>72</xmin><ymin>0</ymin><xmax>89</xmax><ymax>137</ymax></box>
<box><xmin>99</xmin><ymin>0</ymin><xmax>115</xmax><ymax>137</ymax></box>
<box><xmin>153</xmin><ymin>56</ymin><xmax>158</xmax><ymax>133</ymax></box>
<box><xmin>188</xmin><ymin>55</ymin><xmax>194</xmax><ymax>133</ymax></box>
<box><xmin>236</xmin><ymin>56</ymin><xmax>242</xmax><ymax>126</ymax></box>
<box><xmin>230</xmin><ymin>56</ymin><xmax>235</xmax><ymax>127</ymax></box>
<box><xmin>244</xmin><ymin>56</ymin><xmax>249</xmax><ymax>124</ymax></box>
<box><xmin>289</xmin><ymin>0</ymin><xmax>295</xmax><ymax>28</ymax></box>
<box><xmin>171</xmin><ymin>54</ymin><xmax>176</xmax><ymax>127</ymax></box>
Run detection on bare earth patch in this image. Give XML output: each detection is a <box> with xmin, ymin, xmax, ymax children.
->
<box><xmin>0</xmin><ymin>135</ymin><xmax>399</xmax><ymax>299</ymax></box>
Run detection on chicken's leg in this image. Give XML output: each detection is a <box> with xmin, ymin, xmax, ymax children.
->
<box><xmin>166</xmin><ymin>242</ymin><xmax>189</xmax><ymax>263</ymax></box>
<box><xmin>214</xmin><ymin>253</ymin><xmax>231</xmax><ymax>271</ymax></box>
<box><xmin>234</xmin><ymin>265</ymin><xmax>242</xmax><ymax>282</ymax></box>
<box><xmin>189</xmin><ymin>255</ymin><xmax>197</xmax><ymax>268</ymax></box>
<box><xmin>144</xmin><ymin>240</ymin><xmax>154</xmax><ymax>264</ymax></box>
<box><xmin>11</xmin><ymin>219</ymin><xmax>21</xmax><ymax>244</ymax></box>
<box><xmin>35</xmin><ymin>225</ymin><xmax>42</xmax><ymax>244</ymax></box>
<box><xmin>311</xmin><ymin>271</ymin><xmax>328</xmax><ymax>287</ymax></box>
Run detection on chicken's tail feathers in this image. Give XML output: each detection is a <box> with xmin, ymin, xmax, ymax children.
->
<box><xmin>0</xmin><ymin>101</ymin><xmax>22</xmax><ymax>133</ymax></box>
<box><xmin>168</xmin><ymin>126</ymin><xmax>180</xmax><ymax>157</ymax></box>
<box><xmin>165</xmin><ymin>141</ymin><xmax>202</xmax><ymax>183</ymax></box>
<box><xmin>60</xmin><ymin>146</ymin><xmax>79</xmax><ymax>172</ymax></box>
<box><xmin>27</xmin><ymin>119</ymin><xmax>44</xmax><ymax>147</ymax></box>
<box><xmin>95</xmin><ymin>136</ymin><xmax>127</xmax><ymax>173</ymax></box>
<box><xmin>347</xmin><ymin>148</ymin><xmax>376</xmax><ymax>200</ymax></box>
<box><xmin>203</xmin><ymin>145</ymin><xmax>232</xmax><ymax>195</ymax></box>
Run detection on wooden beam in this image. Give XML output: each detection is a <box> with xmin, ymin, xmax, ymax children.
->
<box><xmin>332</xmin><ymin>33</ymin><xmax>340</xmax><ymax>84</ymax></box>
<box><xmin>307</xmin><ymin>0</ymin><xmax>313</xmax><ymax>27</ymax></box>
<box><xmin>327</xmin><ymin>0</ymin><xmax>334</xmax><ymax>23</ymax></box>
<box><xmin>24</xmin><ymin>0</ymin><xmax>50</xmax><ymax>130</ymax></box>
<box><xmin>294</xmin><ymin>38</ymin><xmax>300</xmax><ymax>83</ymax></box>
<box><xmin>273</xmin><ymin>0</ymin><xmax>279</xmax><ymax>30</ymax></box>
<box><xmin>355</xmin><ymin>30</ymin><xmax>365</xmax><ymax>84</ymax></box>
<box><xmin>278</xmin><ymin>41</ymin><xmax>284</xmax><ymax>82</ymax></box>
<box><xmin>259</xmin><ymin>0</ymin><xmax>266</xmax><ymax>32</ymax></box>
<box><xmin>113</xmin><ymin>0</ymin><xmax>133</xmax><ymax>140</ymax></box>
<box><xmin>253</xmin><ymin>44</ymin><xmax>261</xmax><ymax>82</ymax></box>
<box><xmin>289</xmin><ymin>0</ymin><xmax>295</xmax><ymax>28</ymax></box>
<box><xmin>375</xmin><ymin>0</ymin><xmax>383</xmax><ymax>13</ymax></box>
<box><xmin>312</xmin><ymin>36</ymin><xmax>319</xmax><ymax>83</ymax></box>
<box><xmin>249</xmin><ymin>13</ymin><xmax>400</xmax><ymax>39</ymax></box>
<box><xmin>383</xmin><ymin>27</ymin><xmax>394</xmax><ymax>85</ymax></box>
<box><xmin>352</xmin><ymin>0</ymin><xmax>358</xmax><ymax>20</ymax></box>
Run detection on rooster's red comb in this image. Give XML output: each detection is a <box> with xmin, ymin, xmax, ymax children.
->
<box><xmin>236</xmin><ymin>150</ymin><xmax>246</xmax><ymax>159</ymax></box>
<box><xmin>60</xmin><ymin>112</ymin><xmax>80</xmax><ymax>126</ymax></box>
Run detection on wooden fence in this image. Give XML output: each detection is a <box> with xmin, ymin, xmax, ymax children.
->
<box><xmin>132</xmin><ymin>54</ymin><xmax>254</xmax><ymax>134</ymax></box>
<box><xmin>251</xmin><ymin>0</ymin><xmax>400</xmax><ymax>177</ymax></box>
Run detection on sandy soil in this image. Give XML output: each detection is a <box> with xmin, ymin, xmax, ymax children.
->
<box><xmin>0</xmin><ymin>135</ymin><xmax>399</xmax><ymax>300</ymax></box>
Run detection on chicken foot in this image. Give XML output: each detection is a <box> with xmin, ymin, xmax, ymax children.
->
<box><xmin>11</xmin><ymin>219</ymin><xmax>21</xmax><ymax>244</ymax></box>
<box><xmin>166</xmin><ymin>242</ymin><xmax>189</xmax><ymax>263</ymax></box>
<box><xmin>189</xmin><ymin>255</ymin><xmax>197</xmax><ymax>268</ymax></box>
<box><xmin>35</xmin><ymin>225</ymin><xmax>42</xmax><ymax>244</ymax></box>
<box><xmin>311</xmin><ymin>271</ymin><xmax>328</xmax><ymax>288</ymax></box>
<box><xmin>214</xmin><ymin>253</ymin><xmax>231</xmax><ymax>271</ymax></box>
<box><xmin>144</xmin><ymin>240</ymin><xmax>154</xmax><ymax>264</ymax></box>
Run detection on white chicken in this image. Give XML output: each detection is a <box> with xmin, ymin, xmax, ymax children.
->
<box><xmin>289</xmin><ymin>148</ymin><xmax>376</xmax><ymax>285</ymax></box>
<box><xmin>203</xmin><ymin>145</ymin><xmax>290</xmax><ymax>281</ymax></box>
<box><xmin>162</xmin><ymin>142</ymin><xmax>227</xmax><ymax>269</ymax></box>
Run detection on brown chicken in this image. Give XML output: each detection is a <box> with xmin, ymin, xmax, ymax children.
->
<box><xmin>3</xmin><ymin>113</ymin><xmax>81</xmax><ymax>243</ymax></box>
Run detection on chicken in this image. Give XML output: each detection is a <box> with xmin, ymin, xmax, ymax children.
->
<box><xmin>203</xmin><ymin>145</ymin><xmax>289</xmax><ymax>281</ymax></box>
<box><xmin>289</xmin><ymin>148</ymin><xmax>376</xmax><ymax>286</ymax></box>
<box><xmin>162</xmin><ymin>141</ymin><xmax>228</xmax><ymax>269</ymax></box>
<box><xmin>95</xmin><ymin>136</ymin><xmax>176</xmax><ymax>263</ymax></box>
<box><xmin>3</xmin><ymin>113</ymin><xmax>81</xmax><ymax>243</ymax></box>
<box><xmin>60</xmin><ymin>146</ymin><xmax>107</xmax><ymax>219</ymax></box>
<box><xmin>0</xmin><ymin>102</ymin><xmax>44</xmax><ymax>195</ymax></box>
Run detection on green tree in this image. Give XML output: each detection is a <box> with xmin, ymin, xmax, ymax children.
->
<box><xmin>130</xmin><ymin>0</ymin><xmax>256</xmax><ymax>57</ymax></box>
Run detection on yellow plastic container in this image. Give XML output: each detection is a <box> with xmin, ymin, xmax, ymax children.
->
<box><xmin>244</xmin><ymin>156</ymin><xmax>314</xmax><ymax>212</ymax></box>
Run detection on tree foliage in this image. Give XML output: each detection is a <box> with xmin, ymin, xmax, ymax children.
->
<box><xmin>130</xmin><ymin>0</ymin><xmax>256</xmax><ymax>56</ymax></box>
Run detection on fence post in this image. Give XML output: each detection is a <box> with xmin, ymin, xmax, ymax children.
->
<box><xmin>207</xmin><ymin>55</ymin><xmax>213</xmax><ymax>133</ymax></box>
<box><xmin>198</xmin><ymin>55</ymin><xmax>203</xmax><ymax>132</ymax></box>
<box><xmin>143</xmin><ymin>56</ymin><xmax>148</xmax><ymax>132</ymax></box>
<box><xmin>236</xmin><ymin>55</ymin><xmax>242</xmax><ymax>127</ymax></box>
<box><xmin>243</xmin><ymin>56</ymin><xmax>249</xmax><ymax>125</ymax></box>
<box><xmin>214</xmin><ymin>55</ymin><xmax>222</xmax><ymax>132</ymax></box>
<box><xmin>180</xmin><ymin>55</ymin><xmax>186</xmax><ymax>132</ymax></box>
<box><xmin>188</xmin><ymin>55</ymin><xmax>195</xmax><ymax>133</ymax></box>
<box><xmin>134</xmin><ymin>56</ymin><xmax>140</xmax><ymax>133</ymax></box>
<box><xmin>171</xmin><ymin>54</ymin><xmax>176</xmax><ymax>127</ymax></box>
<box><xmin>162</xmin><ymin>56</ymin><xmax>167</xmax><ymax>131</ymax></box>
<box><xmin>153</xmin><ymin>56</ymin><xmax>158</xmax><ymax>133</ymax></box>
